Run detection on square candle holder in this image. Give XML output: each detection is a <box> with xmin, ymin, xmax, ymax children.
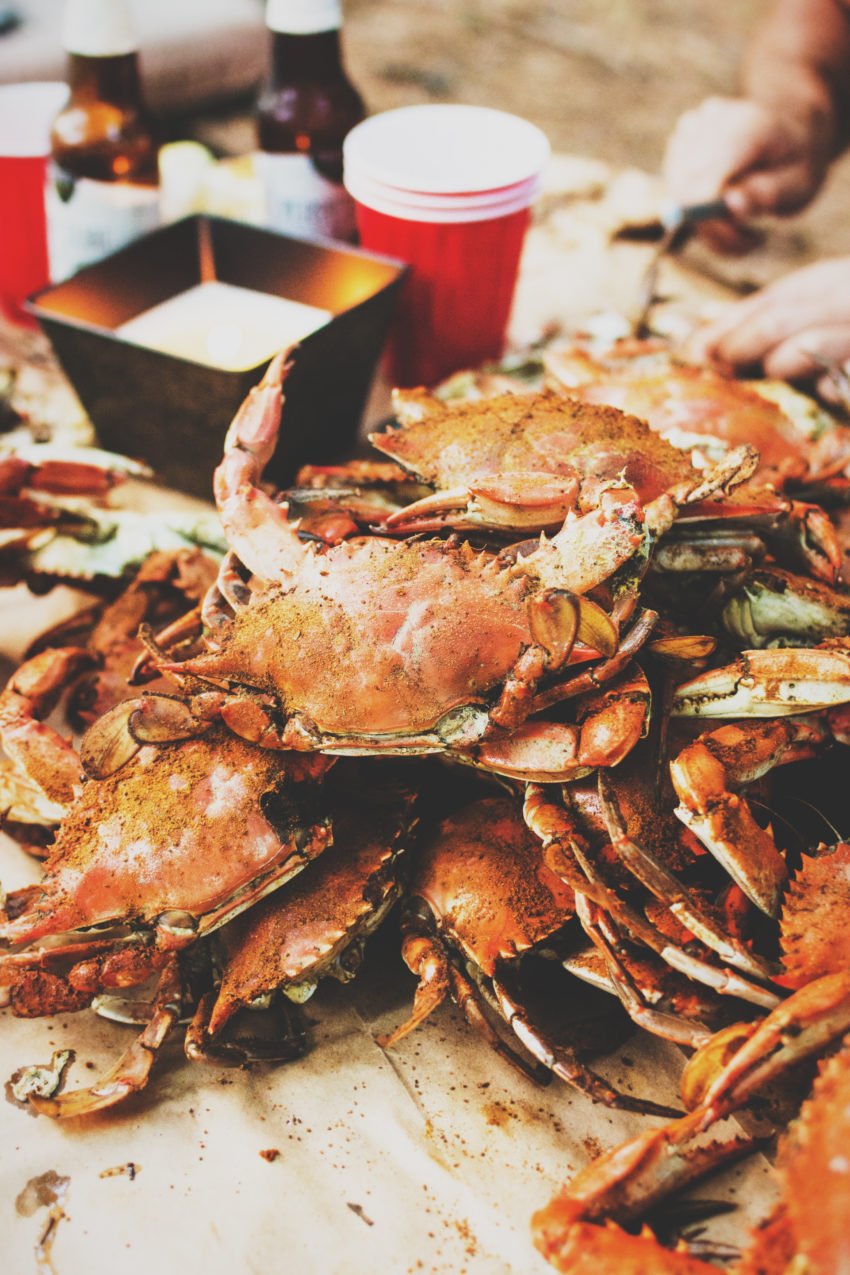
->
<box><xmin>27</xmin><ymin>215</ymin><xmax>407</xmax><ymax>499</ymax></box>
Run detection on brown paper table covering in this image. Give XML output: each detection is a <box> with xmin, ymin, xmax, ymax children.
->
<box><xmin>1</xmin><ymin>156</ymin><xmax>778</xmax><ymax>1274</ymax></box>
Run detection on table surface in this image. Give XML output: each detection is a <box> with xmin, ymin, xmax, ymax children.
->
<box><xmin>0</xmin><ymin>158</ymin><xmax>776</xmax><ymax>1275</ymax></box>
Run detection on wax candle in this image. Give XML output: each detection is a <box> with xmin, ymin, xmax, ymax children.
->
<box><xmin>117</xmin><ymin>281</ymin><xmax>332</xmax><ymax>370</ymax></box>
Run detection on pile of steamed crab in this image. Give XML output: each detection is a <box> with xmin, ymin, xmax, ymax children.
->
<box><xmin>4</xmin><ymin>333</ymin><xmax>850</xmax><ymax>1270</ymax></box>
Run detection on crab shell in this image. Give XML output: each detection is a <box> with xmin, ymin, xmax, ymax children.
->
<box><xmin>544</xmin><ymin>340</ymin><xmax>829</xmax><ymax>484</ymax></box>
<box><xmin>780</xmin><ymin>842</ymin><xmax>850</xmax><ymax>988</ymax></box>
<box><xmin>410</xmin><ymin>795</ymin><xmax>575</xmax><ymax>973</ymax></box>
<box><xmin>206</xmin><ymin>770</ymin><xmax>417</xmax><ymax>1035</ymax></box>
<box><xmin>778</xmin><ymin>1034</ymin><xmax>850</xmax><ymax>1273</ymax></box>
<box><xmin>0</xmin><ymin>727</ymin><xmax>332</xmax><ymax>953</ymax></box>
<box><xmin>375</xmin><ymin>390</ymin><xmax>704</xmax><ymax>513</ymax></box>
<box><xmin>175</xmin><ymin>533</ymin><xmax>631</xmax><ymax>754</ymax></box>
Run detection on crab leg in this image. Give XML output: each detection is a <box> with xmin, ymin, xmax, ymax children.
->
<box><xmin>694</xmin><ymin>971</ymin><xmax>850</xmax><ymax>1129</ymax></box>
<box><xmin>0</xmin><ymin>647</ymin><xmax>94</xmax><ymax>824</ymax></box>
<box><xmin>597</xmin><ymin>772</ymin><xmax>777</xmax><ymax>981</ymax></box>
<box><xmin>213</xmin><ymin>351</ymin><xmax>310</xmax><ymax>583</ymax></box>
<box><xmin>531</xmin><ymin>608</ymin><xmax>658</xmax><ymax>714</ymax></box>
<box><xmin>524</xmin><ymin>786</ymin><xmax>781</xmax><ymax>1012</ymax></box>
<box><xmin>673</xmin><ymin>644</ymin><xmax>850</xmax><ymax>717</ymax></box>
<box><xmin>669</xmin><ymin>718</ymin><xmax>826</xmax><ymax>917</ymax></box>
<box><xmin>573</xmin><ymin>896</ymin><xmax>713</xmax><ymax>1050</ymax></box>
<box><xmin>490</xmin><ymin>973</ymin><xmax>682</xmax><ymax>1117</ymax></box>
<box><xmin>28</xmin><ymin>958</ymin><xmax>182</xmax><ymax>1119</ymax></box>
<box><xmin>379</xmin><ymin>920</ymin><xmax>549</xmax><ymax>1085</ymax></box>
<box><xmin>383</xmin><ymin>470</ymin><xmax>584</xmax><ymax>534</ymax></box>
<box><xmin>532</xmin><ymin>1106</ymin><xmax>754</xmax><ymax>1270</ymax></box>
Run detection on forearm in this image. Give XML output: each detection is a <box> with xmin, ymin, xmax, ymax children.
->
<box><xmin>743</xmin><ymin>0</ymin><xmax>850</xmax><ymax>156</ymax></box>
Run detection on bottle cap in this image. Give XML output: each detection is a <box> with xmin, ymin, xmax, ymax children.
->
<box><xmin>266</xmin><ymin>0</ymin><xmax>342</xmax><ymax>35</ymax></box>
<box><xmin>62</xmin><ymin>0</ymin><xmax>138</xmax><ymax>56</ymax></box>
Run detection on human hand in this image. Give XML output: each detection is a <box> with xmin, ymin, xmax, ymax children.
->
<box><xmin>663</xmin><ymin>96</ymin><xmax>831</xmax><ymax>253</ymax></box>
<box><xmin>686</xmin><ymin>258</ymin><xmax>850</xmax><ymax>390</ymax></box>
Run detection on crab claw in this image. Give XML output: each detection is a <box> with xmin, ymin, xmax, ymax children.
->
<box><xmin>80</xmin><ymin>694</ymin><xmax>210</xmax><ymax>779</ymax></box>
<box><xmin>213</xmin><ymin>351</ymin><xmax>311</xmax><ymax>584</ymax></box>
<box><xmin>384</xmin><ymin>471</ymin><xmax>583</xmax><ymax>534</ymax></box>
<box><xmin>694</xmin><ymin>972</ymin><xmax>850</xmax><ymax>1127</ymax></box>
<box><xmin>532</xmin><ymin>1107</ymin><xmax>754</xmax><ymax>1268</ymax></box>
<box><xmin>29</xmin><ymin>961</ymin><xmax>181</xmax><ymax>1119</ymax></box>
<box><xmin>669</xmin><ymin>719</ymin><xmax>820</xmax><ymax>916</ymax></box>
<box><xmin>528</xmin><ymin>590</ymin><xmax>618</xmax><ymax>669</ymax></box>
<box><xmin>673</xmin><ymin>644</ymin><xmax>850</xmax><ymax>717</ymax></box>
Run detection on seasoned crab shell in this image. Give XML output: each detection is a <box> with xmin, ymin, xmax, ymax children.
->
<box><xmin>412</xmin><ymin>795</ymin><xmax>576</xmax><ymax>974</ymax></box>
<box><xmin>376</xmin><ymin>391</ymin><xmax>703</xmax><ymax>505</ymax></box>
<box><xmin>207</xmin><ymin>773</ymin><xmax>417</xmax><ymax>1033</ymax></box>
<box><xmin>184</xmin><ymin>536</ymin><xmax>616</xmax><ymax>749</ymax></box>
<box><xmin>0</xmin><ymin>728</ymin><xmax>329</xmax><ymax>949</ymax></box>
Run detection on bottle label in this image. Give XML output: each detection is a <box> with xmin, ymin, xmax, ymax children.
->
<box><xmin>46</xmin><ymin>164</ymin><xmax>160</xmax><ymax>281</ymax></box>
<box><xmin>258</xmin><ymin>152</ymin><xmax>356</xmax><ymax>242</ymax></box>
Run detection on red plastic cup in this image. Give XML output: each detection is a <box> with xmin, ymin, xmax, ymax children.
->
<box><xmin>0</xmin><ymin>82</ymin><xmax>68</xmax><ymax>326</ymax></box>
<box><xmin>344</xmin><ymin>105</ymin><xmax>549</xmax><ymax>386</ymax></box>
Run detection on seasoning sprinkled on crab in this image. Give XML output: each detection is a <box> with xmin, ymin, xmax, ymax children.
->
<box><xmin>0</xmin><ymin>648</ymin><xmax>333</xmax><ymax>1025</ymax></box>
<box><xmin>84</xmin><ymin>355</ymin><xmax>665</xmax><ymax>778</ymax></box>
<box><xmin>381</xmin><ymin>795</ymin><xmax>678</xmax><ymax>1116</ymax></box>
<box><xmin>369</xmin><ymin>387</ymin><xmax>755</xmax><ymax>539</ymax></box>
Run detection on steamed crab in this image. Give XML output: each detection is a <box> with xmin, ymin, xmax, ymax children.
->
<box><xmin>532</xmin><ymin>898</ymin><xmax>850</xmax><ymax>1275</ymax></box>
<box><xmin>0</xmin><ymin>647</ymin><xmax>333</xmax><ymax>1022</ymax></box>
<box><xmin>670</xmin><ymin>639</ymin><xmax>850</xmax><ymax>914</ymax></box>
<box><xmin>364</xmin><ymin>388</ymin><xmax>756</xmax><ymax>544</ymax></box>
<box><xmin>521</xmin><ymin>770</ymin><xmax>780</xmax><ymax>1050</ymax></box>
<box><xmin>87</xmin><ymin>354</ymin><xmax>660</xmax><ymax>783</ymax></box>
<box><xmin>25</xmin><ymin>763</ymin><xmax>416</xmax><ymax>1118</ymax></box>
<box><xmin>0</xmin><ymin>549</ymin><xmax>217</xmax><ymax>859</ymax></box>
<box><xmin>544</xmin><ymin>337</ymin><xmax>845</xmax><ymax>582</ymax></box>
<box><xmin>381</xmin><ymin>794</ymin><xmax>678</xmax><ymax>1116</ymax></box>
<box><xmin>186</xmin><ymin>764</ymin><xmax>418</xmax><ymax>1063</ymax></box>
<box><xmin>533</xmin><ymin>991</ymin><xmax>850</xmax><ymax>1272</ymax></box>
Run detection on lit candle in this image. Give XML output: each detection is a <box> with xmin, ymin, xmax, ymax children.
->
<box><xmin>116</xmin><ymin>281</ymin><xmax>332</xmax><ymax>370</ymax></box>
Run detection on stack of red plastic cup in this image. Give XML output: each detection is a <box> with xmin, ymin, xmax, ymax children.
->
<box><xmin>344</xmin><ymin>104</ymin><xmax>549</xmax><ymax>387</ymax></box>
<box><xmin>0</xmin><ymin>82</ymin><xmax>68</xmax><ymax>325</ymax></box>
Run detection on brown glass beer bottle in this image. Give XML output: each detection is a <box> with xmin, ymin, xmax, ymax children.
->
<box><xmin>257</xmin><ymin>0</ymin><xmax>365</xmax><ymax>241</ymax></box>
<box><xmin>47</xmin><ymin>0</ymin><xmax>159</xmax><ymax>280</ymax></box>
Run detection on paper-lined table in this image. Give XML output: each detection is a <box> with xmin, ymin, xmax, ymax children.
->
<box><xmin>1</xmin><ymin>156</ymin><xmax>777</xmax><ymax>1275</ymax></box>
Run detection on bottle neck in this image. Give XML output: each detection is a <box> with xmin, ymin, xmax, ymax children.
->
<box><xmin>266</xmin><ymin>29</ymin><xmax>344</xmax><ymax>85</ymax></box>
<box><xmin>67</xmin><ymin>51</ymin><xmax>146</xmax><ymax>107</ymax></box>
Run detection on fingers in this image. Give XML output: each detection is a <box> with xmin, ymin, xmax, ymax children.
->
<box><xmin>663</xmin><ymin>98</ymin><xmax>777</xmax><ymax>206</ymax></box>
<box><xmin>684</xmin><ymin>258</ymin><xmax>850</xmax><ymax>375</ymax></box>
<box><xmin>729</xmin><ymin>157</ymin><xmax>825</xmax><ymax>218</ymax></box>
<box><xmin>764</xmin><ymin>325</ymin><xmax>850</xmax><ymax>380</ymax></box>
<box><xmin>663</xmin><ymin>95</ymin><xmax>826</xmax><ymax>254</ymax></box>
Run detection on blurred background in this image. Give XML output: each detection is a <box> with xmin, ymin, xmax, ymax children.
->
<box><xmin>3</xmin><ymin>0</ymin><xmax>849</xmax><ymax>268</ymax></box>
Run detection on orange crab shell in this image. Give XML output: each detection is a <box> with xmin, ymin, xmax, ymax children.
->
<box><xmin>780</xmin><ymin>842</ymin><xmax>850</xmax><ymax>988</ymax></box>
<box><xmin>177</xmin><ymin>535</ymin><xmax>630</xmax><ymax>751</ymax></box>
<box><xmin>545</xmin><ymin>342</ymin><xmax>812</xmax><ymax>483</ymax></box>
<box><xmin>410</xmin><ymin>796</ymin><xmax>576</xmax><ymax>977</ymax></box>
<box><xmin>207</xmin><ymin>773</ymin><xmax>417</xmax><ymax>1034</ymax></box>
<box><xmin>780</xmin><ymin>1036</ymin><xmax>850</xmax><ymax>1273</ymax></box>
<box><xmin>0</xmin><ymin>728</ymin><xmax>330</xmax><ymax>948</ymax></box>
<box><xmin>374</xmin><ymin>391</ymin><xmax>702</xmax><ymax>508</ymax></box>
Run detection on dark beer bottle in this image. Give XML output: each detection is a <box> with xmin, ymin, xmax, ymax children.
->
<box><xmin>47</xmin><ymin>0</ymin><xmax>159</xmax><ymax>279</ymax></box>
<box><xmin>257</xmin><ymin>0</ymin><xmax>365</xmax><ymax>241</ymax></box>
